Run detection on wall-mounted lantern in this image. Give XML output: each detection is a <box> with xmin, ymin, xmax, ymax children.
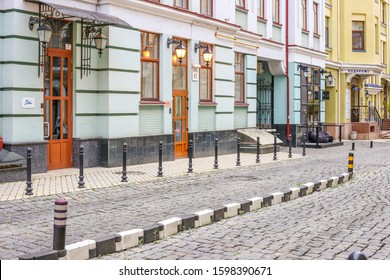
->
<box><xmin>297</xmin><ymin>64</ymin><xmax>309</xmax><ymax>78</ymax></box>
<box><xmin>167</xmin><ymin>37</ymin><xmax>186</xmax><ymax>64</ymax></box>
<box><xmin>28</xmin><ymin>16</ymin><xmax>53</xmax><ymax>77</ymax></box>
<box><xmin>194</xmin><ymin>43</ymin><xmax>213</xmax><ymax>67</ymax></box>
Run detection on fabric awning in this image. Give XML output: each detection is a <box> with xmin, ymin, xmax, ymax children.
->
<box><xmin>26</xmin><ymin>0</ymin><xmax>130</xmax><ymax>26</ymax></box>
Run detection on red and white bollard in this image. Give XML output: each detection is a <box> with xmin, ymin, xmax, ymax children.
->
<box><xmin>53</xmin><ymin>198</ymin><xmax>68</xmax><ymax>251</ymax></box>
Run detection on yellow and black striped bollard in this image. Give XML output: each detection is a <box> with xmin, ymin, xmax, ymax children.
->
<box><xmin>348</xmin><ymin>152</ymin><xmax>354</xmax><ymax>173</ymax></box>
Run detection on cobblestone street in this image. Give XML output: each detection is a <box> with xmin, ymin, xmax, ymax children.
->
<box><xmin>1</xmin><ymin>140</ymin><xmax>390</xmax><ymax>260</ymax></box>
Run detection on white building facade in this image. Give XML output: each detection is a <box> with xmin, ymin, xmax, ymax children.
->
<box><xmin>0</xmin><ymin>0</ymin><xmax>327</xmax><ymax>173</ymax></box>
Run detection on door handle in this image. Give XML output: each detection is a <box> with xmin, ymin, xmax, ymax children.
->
<box><xmin>44</xmin><ymin>122</ymin><xmax>50</xmax><ymax>139</ymax></box>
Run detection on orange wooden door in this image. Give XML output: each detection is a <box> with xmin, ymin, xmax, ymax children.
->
<box><xmin>44</xmin><ymin>48</ymin><xmax>73</xmax><ymax>170</ymax></box>
<box><xmin>173</xmin><ymin>91</ymin><xmax>188</xmax><ymax>157</ymax></box>
<box><xmin>172</xmin><ymin>38</ymin><xmax>188</xmax><ymax>158</ymax></box>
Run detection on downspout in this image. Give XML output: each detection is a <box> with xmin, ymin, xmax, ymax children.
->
<box><xmin>337</xmin><ymin>0</ymin><xmax>341</xmax><ymax>125</ymax></box>
<box><xmin>286</xmin><ymin>0</ymin><xmax>290</xmax><ymax>137</ymax></box>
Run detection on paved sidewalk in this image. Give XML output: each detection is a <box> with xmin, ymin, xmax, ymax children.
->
<box><xmin>0</xmin><ymin>151</ymin><xmax>299</xmax><ymax>201</ymax></box>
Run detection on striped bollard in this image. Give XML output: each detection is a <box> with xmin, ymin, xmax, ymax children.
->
<box><xmin>348</xmin><ymin>152</ymin><xmax>354</xmax><ymax>173</ymax></box>
<box><xmin>53</xmin><ymin>198</ymin><xmax>68</xmax><ymax>251</ymax></box>
<box><xmin>348</xmin><ymin>251</ymin><xmax>367</xmax><ymax>260</ymax></box>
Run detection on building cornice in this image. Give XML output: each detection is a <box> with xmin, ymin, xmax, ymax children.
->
<box><xmin>288</xmin><ymin>45</ymin><xmax>328</xmax><ymax>60</ymax></box>
<box><xmin>106</xmin><ymin>0</ymin><xmax>241</xmax><ymax>34</ymax></box>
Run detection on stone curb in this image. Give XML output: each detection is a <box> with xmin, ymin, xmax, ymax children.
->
<box><xmin>18</xmin><ymin>171</ymin><xmax>354</xmax><ymax>260</ymax></box>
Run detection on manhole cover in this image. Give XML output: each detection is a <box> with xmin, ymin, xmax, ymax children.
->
<box><xmin>115</xmin><ymin>170</ymin><xmax>146</xmax><ymax>175</ymax></box>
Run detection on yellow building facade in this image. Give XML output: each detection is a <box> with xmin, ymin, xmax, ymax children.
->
<box><xmin>325</xmin><ymin>0</ymin><xmax>390</xmax><ymax>139</ymax></box>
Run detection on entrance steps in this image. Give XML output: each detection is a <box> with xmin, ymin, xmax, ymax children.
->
<box><xmin>237</xmin><ymin>128</ymin><xmax>283</xmax><ymax>154</ymax></box>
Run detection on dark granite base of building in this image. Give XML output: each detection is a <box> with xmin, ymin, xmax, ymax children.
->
<box><xmin>73</xmin><ymin>138</ymin><xmax>101</xmax><ymax>168</ymax></box>
<box><xmin>274</xmin><ymin>124</ymin><xmax>299</xmax><ymax>147</ymax></box>
<box><xmin>190</xmin><ymin>130</ymin><xmax>238</xmax><ymax>158</ymax></box>
<box><xmin>99</xmin><ymin>134</ymin><xmax>174</xmax><ymax>168</ymax></box>
<box><xmin>3</xmin><ymin>142</ymin><xmax>47</xmax><ymax>174</ymax></box>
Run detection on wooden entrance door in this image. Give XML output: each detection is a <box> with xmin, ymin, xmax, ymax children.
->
<box><xmin>173</xmin><ymin>91</ymin><xmax>188</xmax><ymax>157</ymax></box>
<box><xmin>44</xmin><ymin>48</ymin><xmax>72</xmax><ymax>170</ymax></box>
<box><xmin>172</xmin><ymin>39</ymin><xmax>188</xmax><ymax>157</ymax></box>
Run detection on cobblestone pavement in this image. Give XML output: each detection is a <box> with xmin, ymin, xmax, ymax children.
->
<box><xmin>1</xmin><ymin>140</ymin><xmax>390</xmax><ymax>260</ymax></box>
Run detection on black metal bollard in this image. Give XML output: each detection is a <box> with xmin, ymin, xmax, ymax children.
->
<box><xmin>25</xmin><ymin>147</ymin><xmax>33</xmax><ymax>195</ymax></box>
<box><xmin>316</xmin><ymin>126</ymin><xmax>319</xmax><ymax>148</ymax></box>
<box><xmin>53</xmin><ymin>198</ymin><xmax>68</xmax><ymax>251</ymax></box>
<box><xmin>157</xmin><ymin>141</ymin><xmax>163</xmax><ymax>177</ymax></box>
<box><xmin>188</xmin><ymin>140</ymin><xmax>193</xmax><ymax>173</ymax></box>
<box><xmin>352</xmin><ymin>142</ymin><xmax>355</xmax><ymax>150</ymax></box>
<box><xmin>256</xmin><ymin>136</ymin><xmax>260</xmax><ymax>163</ymax></box>
<box><xmin>288</xmin><ymin>134</ymin><xmax>292</xmax><ymax>158</ymax></box>
<box><xmin>339</xmin><ymin>125</ymin><xmax>342</xmax><ymax>142</ymax></box>
<box><xmin>302</xmin><ymin>133</ymin><xmax>306</xmax><ymax>156</ymax></box>
<box><xmin>348</xmin><ymin>152</ymin><xmax>354</xmax><ymax>173</ymax></box>
<box><xmin>273</xmin><ymin>134</ymin><xmax>277</xmax><ymax>160</ymax></box>
<box><xmin>214</xmin><ymin>138</ymin><xmax>219</xmax><ymax>169</ymax></box>
<box><xmin>121</xmin><ymin>143</ymin><xmax>128</xmax><ymax>182</ymax></box>
<box><xmin>236</xmin><ymin>137</ymin><xmax>241</xmax><ymax>166</ymax></box>
<box><xmin>78</xmin><ymin>145</ymin><xmax>85</xmax><ymax>188</ymax></box>
<box><xmin>370</xmin><ymin>141</ymin><xmax>373</xmax><ymax>148</ymax></box>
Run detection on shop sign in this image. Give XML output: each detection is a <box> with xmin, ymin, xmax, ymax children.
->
<box><xmin>22</xmin><ymin>97</ymin><xmax>35</xmax><ymax>109</ymax></box>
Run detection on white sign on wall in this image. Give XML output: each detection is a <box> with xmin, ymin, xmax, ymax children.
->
<box><xmin>345</xmin><ymin>89</ymin><xmax>351</xmax><ymax>120</ymax></box>
<box><xmin>22</xmin><ymin>97</ymin><xmax>35</xmax><ymax>109</ymax></box>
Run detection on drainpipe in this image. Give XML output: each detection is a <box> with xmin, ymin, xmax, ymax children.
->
<box><xmin>286</xmin><ymin>0</ymin><xmax>290</xmax><ymax>137</ymax></box>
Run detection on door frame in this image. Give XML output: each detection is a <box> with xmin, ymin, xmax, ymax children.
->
<box><xmin>45</xmin><ymin>48</ymin><xmax>73</xmax><ymax>170</ymax></box>
<box><xmin>171</xmin><ymin>38</ymin><xmax>189</xmax><ymax>158</ymax></box>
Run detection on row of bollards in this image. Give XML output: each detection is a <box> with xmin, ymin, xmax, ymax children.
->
<box><xmin>23</xmin><ymin>137</ymin><xmax>365</xmax><ymax>191</ymax></box>
<box><xmin>351</xmin><ymin>141</ymin><xmax>374</xmax><ymax>150</ymax></box>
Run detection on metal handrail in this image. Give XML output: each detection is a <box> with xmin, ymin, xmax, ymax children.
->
<box><xmin>351</xmin><ymin>105</ymin><xmax>382</xmax><ymax>128</ymax></box>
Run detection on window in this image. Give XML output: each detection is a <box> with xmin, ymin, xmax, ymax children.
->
<box><xmin>381</xmin><ymin>1</ymin><xmax>387</xmax><ymax>24</ymax></box>
<box><xmin>234</xmin><ymin>52</ymin><xmax>245</xmax><ymax>103</ymax></box>
<box><xmin>352</xmin><ymin>21</ymin><xmax>365</xmax><ymax>51</ymax></box>
<box><xmin>172</xmin><ymin>39</ymin><xmax>187</xmax><ymax>90</ymax></box>
<box><xmin>301</xmin><ymin>0</ymin><xmax>307</xmax><ymax>30</ymax></box>
<box><xmin>300</xmin><ymin>67</ymin><xmax>321</xmax><ymax>125</ymax></box>
<box><xmin>200</xmin><ymin>0</ymin><xmax>212</xmax><ymax>17</ymax></box>
<box><xmin>174</xmin><ymin>0</ymin><xmax>188</xmax><ymax>9</ymax></box>
<box><xmin>141</xmin><ymin>32</ymin><xmax>159</xmax><ymax>100</ymax></box>
<box><xmin>325</xmin><ymin>17</ymin><xmax>330</xmax><ymax>47</ymax></box>
<box><xmin>257</xmin><ymin>0</ymin><xmax>264</xmax><ymax>18</ymax></box>
<box><xmin>199</xmin><ymin>44</ymin><xmax>213</xmax><ymax>102</ymax></box>
<box><xmin>313</xmin><ymin>2</ymin><xmax>319</xmax><ymax>34</ymax></box>
<box><xmin>236</xmin><ymin>0</ymin><xmax>245</xmax><ymax>9</ymax></box>
<box><xmin>382</xmin><ymin>41</ymin><xmax>387</xmax><ymax>64</ymax></box>
<box><xmin>272</xmin><ymin>0</ymin><xmax>280</xmax><ymax>23</ymax></box>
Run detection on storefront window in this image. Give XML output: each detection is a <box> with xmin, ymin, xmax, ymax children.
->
<box><xmin>301</xmin><ymin>67</ymin><xmax>321</xmax><ymax>125</ymax></box>
<box><xmin>141</xmin><ymin>31</ymin><xmax>159</xmax><ymax>100</ymax></box>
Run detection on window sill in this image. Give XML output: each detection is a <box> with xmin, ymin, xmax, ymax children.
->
<box><xmin>234</xmin><ymin>102</ymin><xmax>249</xmax><ymax>107</ymax></box>
<box><xmin>301</xmin><ymin>29</ymin><xmax>310</xmax><ymax>34</ymax></box>
<box><xmin>235</xmin><ymin>7</ymin><xmax>248</xmax><ymax>13</ymax></box>
<box><xmin>199</xmin><ymin>101</ymin><xmax>217</xmax><ymax>106</ymax></box>
<box><xmin>257</xmin><ymin>17</ymin><xmax>267</xmax><ymax>23</ymax></box>
<box><xmin>352</xmin><ymin>50</ymin><xmax>366</xmax><ymax>52</ymax></box>
<box><xmin>140</xmin><ymin>100</ymin><xmax>165</xmax><ymax>105</ymax></box>
<box><xmin>272</xmin><ymin>22</ymin><xmax>283</xmax><ymax>28</ymax></box>
<box><xmin>314</xmin><ymin>33</ymin><xmax>320</xmax><ymax>38</ymax></box>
